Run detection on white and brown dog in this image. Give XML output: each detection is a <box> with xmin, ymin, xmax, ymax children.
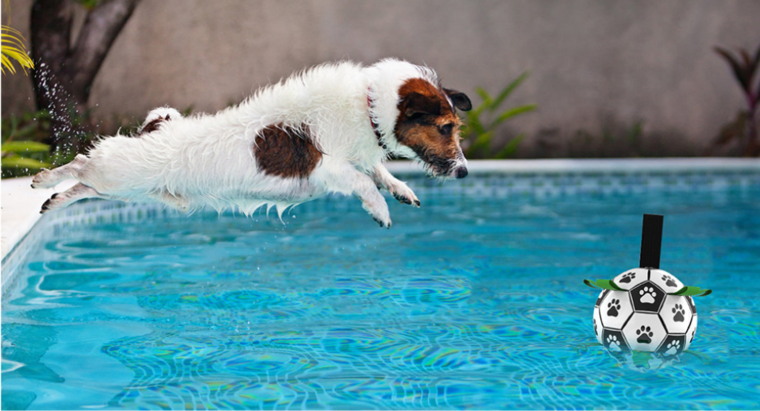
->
<box><xmin>32</xmin><ymin>58</ymin><xmax>472</xmax><ymax>228</ymax></box>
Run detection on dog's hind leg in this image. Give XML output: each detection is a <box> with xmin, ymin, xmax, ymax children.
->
<box><xmin>40</xmin><ymin>183</ymin><xmax>104</xmax><ymax>213</ymax></box>
<box><xmin>31</xmin><ymin>154</ymin><xmax>88</xmax><ymax>189</ymax></box>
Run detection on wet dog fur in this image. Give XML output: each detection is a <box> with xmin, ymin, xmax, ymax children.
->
<box><xmin>32</xmin><ymin>59</ymin><xmax>472</xmax><ymax>227</ymax></box>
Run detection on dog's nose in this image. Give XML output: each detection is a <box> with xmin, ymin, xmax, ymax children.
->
<box><xmin>455</xmin><ymin>166</ymin><xmax>468</xmax><ymax>179</ymax></box>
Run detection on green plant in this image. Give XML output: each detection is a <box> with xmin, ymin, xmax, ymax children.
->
<box><xmin>712</xmin><ymin>43</ymin><xmax>760</xmax><ymax>156</ymax></box>
<box><xmin>460</xmin><ymin>72</ymin><xmax>537</xmax><ymax>159</ymax></box>
<box><xmin>1</xmin><ymin>109</ymin><xmax>82</xmax><ymax>178</ymax></box>
<box><xmin>2</xmin><ymin>141</ymin><xmax>51</xmax><ymax>171</ymax></box>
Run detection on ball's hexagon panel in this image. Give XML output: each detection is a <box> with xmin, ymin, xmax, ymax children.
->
<box><xmin>599</xmin><ymin>290</ymin><xmax>633</xmax><ymax>330</ymax></box>
<box><xmin>602</xmin><ymin>329</ymin><xmax>630</xmax><ymax>354</ymax></box>
<box><xmin>612</xmin><ymin>268</ymin><xmax>649</xmax><ymax>290</ymax></box>
<box><xmin>657</xmin><ymin>334</ymin><xmax>687</xmax><ymax>358</ymax></box>
<box><xmin>593</xmin><ymin>306</ymin><xmax>604</xmax><ymax>344</ymax></box>
<box><xmin>595</xmin><ymin>289</ymin><xmax>610</xmax><ymax>308</ymax></box>
<box><xmin>684</xmin><ymin>314</ymin><xmax>698</xmax><ymax>351</ymax></box>
<box><xmin>630</xmin><ymin>281</ymin><xmax>666</xmax><ymax>313</ymax></box>
<box><xmin>659</xmin><ymin>294</ymin><xmax>694</xmax><ymax>334</ymax></box>
<box><xmin>649</xmin><ymin>269</ymin><xmax>684</xmax><ymax>294</ymax></box>
<box><xmin>622</xmin><ymin>313</ymin><xmax>667</xmax><ymax>352</ymax></box>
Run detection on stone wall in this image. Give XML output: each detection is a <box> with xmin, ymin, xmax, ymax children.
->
<box><xmin>3</xmin><ymin>0</ymin><xmax>759</xmax><ymax>156</ymax></box>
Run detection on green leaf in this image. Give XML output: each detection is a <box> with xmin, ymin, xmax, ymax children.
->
<box><xmin>491</xmin><ymin>71</ymin><xmax>530</xmax><ymax>112</ymax></box>
<box><xmin>1</xmin><ymin>141</ymin><xmax>50</xmax><ymax>153</ymax></box>
<box><xmin>75</xmin><ymin>0</ymin><xmax>102</xmax><ymax>10</ymax></box>
<box><xmin>475</xmin><ymin>87</ymin><xmax>492</xmax><ymax>107</ymax></box>
<box><xmin>494</xmin><ymin>134</ymin><xmax>524</xmax><ymax>159</ymax></box>
<box><xmin>583</xmin><ymin>279</ymin><xmax>624</xmax><ymax>291</ymax></box>
<box><xmin>626</xmin><ymin>121</ymin><xmax>643</xmax><ymax>143</ymax></box>
<box><xmin>466</xmin><ymin>115</ymin><xmax>486</xmax><ymax>137</ymax></box>
<box><xmin>467</xmin><ymin>131</ymin><xmax>494</xmax><ymax>157</ymax></box>
<box><xmin>472</xmin><ymin>130</ymin><xmax>493</xmax><ymax>145</ymax></box>
<box><xmin>1</xmin><ymin>155</ymin><xmax>51</xmax><ymax>169</ymax></box>
<box><xmin>13</xmin><ymin>123</ymin><xmax>39</xmax><ymax>139</ymax></box>
<box><xmin>671</xmin><ymin>286</ymin><xmax>712</xmax><ymax>297</ymax></box>
<box><xmin>491</xmin><ymin>104</ymin><xmax>538</xmax><ymax>128</ymax></box>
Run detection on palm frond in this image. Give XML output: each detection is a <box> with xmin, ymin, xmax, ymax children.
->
<box><xmin>1</xmin><ymin>25</ymin><xmax>34</xmax><ymax>75</ymax></box>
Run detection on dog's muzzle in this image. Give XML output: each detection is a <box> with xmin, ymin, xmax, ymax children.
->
<box><xmin>449</xmin><ymin>155</ymin><xmax>468</xmax><ymax>179</ymax></box>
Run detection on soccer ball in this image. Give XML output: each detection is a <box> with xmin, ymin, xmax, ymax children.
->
<box><xmin>593</xmin><ymin>268</ymin><xmax>698</xmax><ymax>357</ymax></box>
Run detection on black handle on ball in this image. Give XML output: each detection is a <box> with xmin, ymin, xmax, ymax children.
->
<box><xmin>640</xmin><ymin>214</ymin><xmax>663</xmax><ymax>269</ymax></box>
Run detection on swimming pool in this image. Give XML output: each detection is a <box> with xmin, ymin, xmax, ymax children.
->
<box><xmin>2</xmin><ymin>161</ymin><xmax>760</xmax><ymax>409</ymax></box>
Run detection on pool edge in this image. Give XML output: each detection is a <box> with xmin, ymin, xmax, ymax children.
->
<box><xmin>2</xmin><ymin>157</ymin><xmax>758</xmax><ymax>266</ymax></box>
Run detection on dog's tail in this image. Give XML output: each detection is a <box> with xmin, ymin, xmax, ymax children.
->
<box><xmin>138</xmin><ymin>107</ymin><xmax>183</xmax><ymax>136</ymax></box>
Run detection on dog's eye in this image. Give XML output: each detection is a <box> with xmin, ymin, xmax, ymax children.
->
<box><xmin>439</xmin><ymin>124</ymin><xmax>454</xmax><ymax>135</ymax></box>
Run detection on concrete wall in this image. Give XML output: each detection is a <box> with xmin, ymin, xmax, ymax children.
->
<box><xmin>3</xmin><ymin>0</ymin><xmax>759</xmax><ymax>157</ymax></box>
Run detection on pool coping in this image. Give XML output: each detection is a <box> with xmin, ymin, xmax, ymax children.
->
<box><xmin>2</xmin><ymin>158</ymin><xmax>759</xmax><ymax>262</ymax></box>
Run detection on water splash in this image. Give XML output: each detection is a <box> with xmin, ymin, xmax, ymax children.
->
<box><xmin>33</xmin><ymin>62</ymin><xmax>88</xmax><ymax>166</ymax></box>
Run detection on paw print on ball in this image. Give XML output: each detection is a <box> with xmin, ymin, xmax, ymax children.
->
<box><xmin>636</xmin><ymin>325</ymin><xmax>654</xmax><ymax>344</ymax></box>
<box><xmin>606</xmin><ymin>334</ymin><xmax>622</xmax><ymax>352</ymax></box>
<box><xmin>600</xmin><ymin>291</ymin><xmax>632</xmax><ymax>329</ymax></box>
<box><xmin>657</xmin><ymin>335</ymin><xmax>687</xmax><ymax>357</ymax></box>
<box><xmin>662</xmin><ymin>274</ymin><xmax>677</xmax><ymax>288</ymax></box>
<box><xmin>660</xmin><ymin>295</ymin><xmax>693</xmax><ymax>334</ymax></box>
<box><xmin>672</xmin><ymin>304</ymin><xmax>686</xmax><ymax>322</ymax></box>
<box><xmin>602</xmin><ymin>330</ymin><xmax>630</xmax><ymax>353</ymax></box>
<box><xmin>650</xmin><ymin>270</ymin><xmax>684</xmax><ymax>291</ymax></box>
<box><xmin>612</xmin><ymin>269</ymin><xmax>648</xmax><ymax>290</ymax></box>
<box><xmin>606</xmin><ymin>298</ymin><xmax>621</xmax><ymax>317</ymax></box>
<box><xmin>639</xmin><ymin>287</ymin><xmax>657</xmax><ymax>303</ymax></box>
<box><xmin>619</xmin><ymin>272</ymin><xmax>636</xmax><ymax>284</ymax></box>
<box><xmin>663</xmin><ymin>340</ymin><xmax>681</xmax><ymax>356</ymax></box>
<box><xmin>622</xmin><ymin>314</ymin><xmax>666</xmax><ymax>351</ymax></box>
<box><xmin>630</xmin><ymin>282</ymin><xmax>665</xmax><ymax>312</ymax></box>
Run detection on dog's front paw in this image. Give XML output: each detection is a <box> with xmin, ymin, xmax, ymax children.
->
<box><xmin>362</xmin><ymin>197</ymin><xmax>392</xmax><ymax>229</ymax></box>
<box><xmin>389</xmin><ymin>182</ymin><xmax>420</xmax><ymax>208</ymax></box>
<box><xmin>372</xmin><ymin>215</ymin><xmax>392</xmax><ymax>229</ymax></box>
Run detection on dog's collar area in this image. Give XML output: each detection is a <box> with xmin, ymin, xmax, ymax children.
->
<box><xmin>367</xmin><ymin>88</ymin><xmax>390</xmax><ymax>153</ymax></box>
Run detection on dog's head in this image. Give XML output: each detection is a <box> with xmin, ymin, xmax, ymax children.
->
<box><xmin>392</xmin><ymin>78</ymin><xmax>472</xmax><ymax>179</ymax></box>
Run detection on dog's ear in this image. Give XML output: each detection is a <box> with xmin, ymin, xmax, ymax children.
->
<box><xmin>443</xmin><ymin>88</ymin><xmax>472</xmax><ymax>112</ymax></box>
<box><xmin>402</xmin><ymin>92</ymin><xmax>441</xmax><ymax>118</ymax></box>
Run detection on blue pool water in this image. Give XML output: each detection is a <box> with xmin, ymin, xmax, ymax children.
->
<box><xmin>2</xmin><ymin>181</ymin><xmax>760</xmax><ymax>409</ymax></box>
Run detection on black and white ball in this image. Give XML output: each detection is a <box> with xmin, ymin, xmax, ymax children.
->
<box><xmin>593</xmin><ymin>268</ymin><xmax>698</xmax><ymax>357</ymax></box>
